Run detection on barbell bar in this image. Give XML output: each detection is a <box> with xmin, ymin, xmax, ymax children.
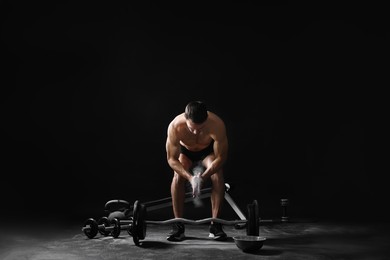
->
<box><xmin>145</xmin><ymin>218</ymin><xmax>247</xmax><ymax>225</ymax></box>
<box><xmin>104</xmin><ymin>183</ymin><xmax>232</xmax><ymax>215</ymax></box>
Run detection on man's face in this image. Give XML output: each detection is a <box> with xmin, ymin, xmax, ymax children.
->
<box><xmin>186</xmin><ymin>120</ymin><xmax>206</xmax><ymax>135</ymax></box>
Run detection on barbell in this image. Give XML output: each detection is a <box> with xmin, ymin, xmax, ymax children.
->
<box><xmin>82</xmin><ymin>199</ymin><xmax>260</xmax><ymax>246</ymax></box>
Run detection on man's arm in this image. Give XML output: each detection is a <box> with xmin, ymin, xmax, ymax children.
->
<box><xmin>201</xmin><ymin>119</ymin><xmax>228</xmax><ymax>180</ymax></box>
<box><xmin>166</xmin><ymin>123</ymin><xmax>193</xmax><ymax>181</ymax></box>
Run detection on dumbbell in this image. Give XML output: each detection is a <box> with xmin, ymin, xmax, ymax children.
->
<box><xmin>82</xmin><ymin>217</ymin><xmax>132</xmax><ymax>239</ymax></box>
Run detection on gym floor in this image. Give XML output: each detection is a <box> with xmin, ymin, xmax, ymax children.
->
<box><xmin>1</xmin><ymin>220</ymin><xmax>389</xmax><ymax>260</ymax></box>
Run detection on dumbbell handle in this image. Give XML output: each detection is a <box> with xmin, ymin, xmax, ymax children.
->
<box><xmin>82</xmin><ymin>223</ymin><xmax>130</xmax><ymax>232</ymax></box>
<box><xmin>81</xmin><ymin>224</ymin><xmax>105</xmax><ymax>232</ymax></box>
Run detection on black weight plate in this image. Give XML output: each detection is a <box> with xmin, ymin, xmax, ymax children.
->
<box><xmin>84</xmin><ymin>218</ymin><xmax>98</xmax><ymax>239</ymax></box>
<box><xmin>110</xmin><ymin>218</ymin><xmax>121</xmax><ymax>238</ymax></box>
<box><xmin>98</xmin><ymin>217</ymin><xmax>111</xmax><ymax>236</ymax></box>
<box><xmin>137</xmin><ymin>203</ymin><xmax>147</xmax><ymax>240</ymax></box>
<box><xmin>132</xmin><ymin>200</ymin><xmax>140</xmax><ymax>246</ymax></box>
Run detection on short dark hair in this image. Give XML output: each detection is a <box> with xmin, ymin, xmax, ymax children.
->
<box><xmin>184</xmin><ymin>101</ymin><xmax>208</xmax><ymax>124</ymax></box>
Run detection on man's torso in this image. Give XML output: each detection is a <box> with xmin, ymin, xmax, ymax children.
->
<box><xmin>175</xmin><ymin>114</ymin><xmax>214</xmax><ymax>152</ymax></box>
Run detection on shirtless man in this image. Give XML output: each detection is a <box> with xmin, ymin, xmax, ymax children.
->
<box><xmin>165</xmin><ymin>101</ymin><xmax>228</xmax><ymax>241</ymax></box>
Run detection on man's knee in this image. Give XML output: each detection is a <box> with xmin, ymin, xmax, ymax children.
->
<box><xmin>172</xmin><ymin>172</ymin><xmax>187</xmax><ymax>185</ymax></box>
<box><xmin>211</xmin><ymin>171</ymin><xmax>224</xmax><ymax>186</ymax></box>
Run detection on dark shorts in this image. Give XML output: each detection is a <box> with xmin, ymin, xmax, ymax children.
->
<box><xmin>180</xmin><ymin>141</ymin><xmax>214</xmax><ymax>162</ymax></box>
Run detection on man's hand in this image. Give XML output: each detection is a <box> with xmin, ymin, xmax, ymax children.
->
<box><xmin>191</xmin><ymin>173</ymin><xmax>202</xmax><ymax>197</ymax></box>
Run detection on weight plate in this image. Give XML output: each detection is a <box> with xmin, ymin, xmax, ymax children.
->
<box><xmin>132</xmin><ymin>200</ymin><xmax>140</xmax><ymax>246</ymax></box>
<box><xmin>98</xmin><ymin>217</ymin><xmax>111</xmax><ymax>236</ymax></box>
<box><xmin>110</xmin><ymin>218</ymin><xmax>121</xmax><ymax>238</ymax></box>
<box><xmin>84</xmin><ymin>218</ymin><xmax>98</xmax><ymax>239</ymax></box>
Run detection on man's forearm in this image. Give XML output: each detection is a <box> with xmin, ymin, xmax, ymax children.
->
<box><xmin>201</xmin><ymin>158</ymin><xmax>224</xmax><ymax>180</ymax></box>
<box><xmin>168</xmin><ymin>159</ymin><xmax>192</xmax><ymax>180</ymax></box>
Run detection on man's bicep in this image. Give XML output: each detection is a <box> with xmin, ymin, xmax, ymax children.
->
<box><xmin>213</xmin><ymin>135</ymin><xmax>228</xmax><ymax>160</ymax></box>
<box><xmin>166</xmin><ymin>135</ymin><xmax>181</xmax><ymax>160</ymax></box>
<box><xmin>215</xmin><ymin>120</ymin><xmax>228</xmax><ymax>156</ymax></box>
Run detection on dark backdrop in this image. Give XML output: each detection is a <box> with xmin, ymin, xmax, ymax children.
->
<box><xmin>1</xmin><ymin>2</ymin><xmax>387</xmax><ymax>225</ymax></box>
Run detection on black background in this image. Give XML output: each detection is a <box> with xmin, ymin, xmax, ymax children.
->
<box><xmin>1</xmin><ymin>2</ymin><xmax>387</xmax><ymax>225</ymax></box>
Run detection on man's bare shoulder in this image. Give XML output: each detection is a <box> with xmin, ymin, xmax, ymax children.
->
<box><xmin>168</xmin><ymin>113</ymin><xmax>186</xmax><ymax>133</ymax></box>
<box><xmin>208</xmin><ymin>112</ymin><xmax>225</xmax><ymax>127</ymax></box>
<box><xmin>170</xmin><ymin>113</ymin><xmax>185</xmax><ymax>126</ymax></box>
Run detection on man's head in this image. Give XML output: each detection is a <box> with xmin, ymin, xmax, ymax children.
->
<box><xmin>184</xmin><ymin>101</ymin><xmax>208</xmax><ymax>124</ymax></box>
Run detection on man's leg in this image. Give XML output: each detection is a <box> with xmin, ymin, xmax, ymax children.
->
<box><xmin>171</xmin><ymin>173</ymin><xmax>186</xmax><ymax>218</ymax></box>
<box><xmin>210</xmin><ymin>170</ymin><xmax>225</xmax><ymax>218</ymax></box>
<box><xmin>209</xmin><ymin>170</ymin><xmax>227</xmax><ymax>240</ymax></box>
<box><xmin>167</xmin><ymin>154</ymin><xmax>191</xmax><ymax>241</ymax></box>
<box><xmin>167</xmin><ymin>173</ymin><xmax>186</xmax><ymax>241</ymax></box>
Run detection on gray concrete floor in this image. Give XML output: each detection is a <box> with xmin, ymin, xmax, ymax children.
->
<box><xmin>1</xmin><ymin>221</ymin><xmax>390</xmax><ymax>259</ymax></box>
